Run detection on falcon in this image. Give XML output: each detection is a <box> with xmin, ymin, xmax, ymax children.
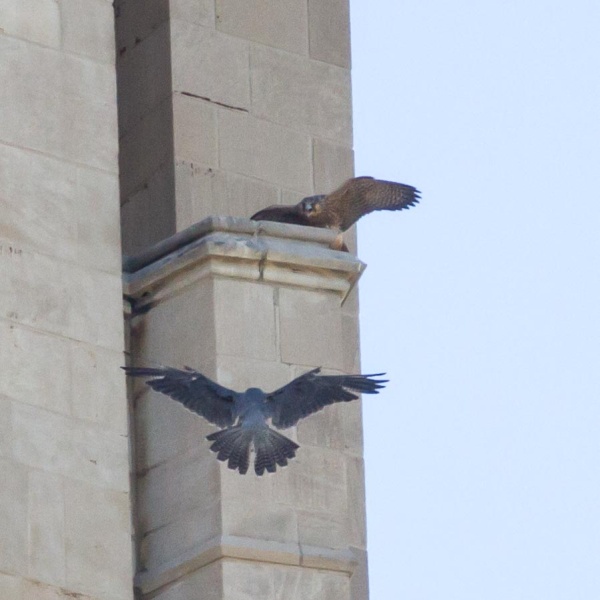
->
<box><xmin>250</xmin><ymin>176</ymin><xmax>420</xmax><ymax>250</ymax></box>
<box><xmin>124</xmin><ymin>366</ymin><xmax>387</xmax><ymax>475</ymax></box>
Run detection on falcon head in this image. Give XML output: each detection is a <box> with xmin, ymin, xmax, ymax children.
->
<box><xmin>300</xmin><ymin>194</ymin><xmax>326</xmax><ymax>217</ymax></box>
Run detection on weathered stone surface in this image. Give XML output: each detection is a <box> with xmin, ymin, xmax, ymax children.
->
<box><xmin>0</xmin><ymin>458</ymin><xmax>27</xmax><ymax>574</ymax></box>
<box><xmin>0</xmin><ymin>144</ymin><xmax>120</xmax><ymax>272</ymax></box>
<box><xmin>0</xmin><ymin>396</ymin><xmax>11</xmax><ymax>458</ymax></box>
<box><xmin>0</xmin><ymin>248</ymin><xmax>124</xmax><ymax>349</ymax></box>
<box><xmin>345</xmin><ymin>456</ymin><xmax>367</xmax><ymax>549</ymax></box>
<box><xmin>12</xmin><ymin>403</ymin><xmax>130</xmax><ymax>492</ymax></box>
<box><xmin>171</xmin><ymin>0</ymin><xmax>215</xmax><ymax>27</ymax></box>
<box><xmin>216</xmin><ymin>0</ymin><xmax>308</xmax><ymax>55</ymax></box>
<box><xmin>27</xmin><ymin>471</ymin><xmax>66</xmax><ymax>586</ymax></box>
<box><xmin>214</xmin><ymin>279</ymin><xmax>278</xmax><ymax>361</ymax></box>
<box><xmin>221</xmin><ymin>559</ymin><xmax>351</xmax><ymax>600</ymax></box>
<box><xmin>151</xmin><ymin>561</ymin><xmax>223</xmax><ymax>600</ymax></box>
<box><xmin>21</xmin><ymin>580</ymin><xmax>98</xmax><ymax>600</ymax></box>
<box><xmin>0</xmin><ymin>322</ymin><xmax>71</xmax><ymax>415</ymax></box>
<box><xmin>64</xmin><ymin>480</ymin><xmax>133</xmax><ymax>600</ymax></box>
<box><xmin>308</xmin><ymin>0</ymin><xmax>351</xmax><ymax>68</ymax></box>
<box><xmin>251</xmin><ymin>44</ymin><xmax>352</xmax><ymax>143</ymax></box>
<box><xmin>70</xmin><ymin>344</ymin><xmax>129</xmax><ymax>435</ymax></box>
<box><xmin>0</xmin><ymin>36</ymin><xmax>118</xmax><ymax>171</ymax></box>
<box><xmin>313</xmin><ymin>137</ymin><xmax>354</xmax><ymax>194</ymax></box>
<box><xmin>174</xmin><ymin>163</ymin><xmax>279</xmax><ymax>229</ymax></box>
<box><xmin>61</xmin><ymin>0</ymin><xmax>116</xmax><ymax>63</ymax></box>
<box><xmin>116</xmin><ymin>21</ymin><xmax>172</xmax><ymax>134</ymax></box>
<box><xmin>119</xmin><ymin>96</ymin><xmax>174</xmax><ymax>199</ymax></box>
<box><xmin>171</xmin><ymin>21</ymin><xmax>250</xmax><ymax>110</ymax></box>
<box><xmin>221</xmin><ymin>470</ymin><xmax>299</xmax><ymax>543</ymax></box>
<box><xmin>115</xmin><ymin>0</ymin><xmax>169</xmax><ymax>53</ymax></box>
<box><xmin>0</xmin><ymin>0</ymin><xmax>60</xmax><ymax>48</ymax></box>
<box><xmin>120</xmin><ymin>160</ymin><xmax>176</xmax><ymax>255</ymax></box>
<box><xmin>173</xmin><ymin>94</ymin><xmax>217</xmax><ymax>165</ymax></box>
<box><xmin>0</xmin><ymin>572</ymin><xmax>22</xmax><ymax>599</ymax></box>
<box><xmin>137</xmin><ymin>448</ymin><xmax>219</xmax><ymax>533</ymax></box>
<box><xmin>218</xmin><ymin>109</ymin><xmax>313</xmax><ymax>193</ymax></box>
<box><xmin>278</xmin><ymin>288</ymin><xmax>345</xmax><ymax>369</ymax></box>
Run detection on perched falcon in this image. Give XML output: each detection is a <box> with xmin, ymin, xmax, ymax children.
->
<box><xmin>124</xmin><ymin>366</ymin><xmax>387</xmax><ymax>475</ymax></box>
<box><xmin>251</xmin><ymin>176</ymin><xmax>420</xmax><ymax>250</ymax></box>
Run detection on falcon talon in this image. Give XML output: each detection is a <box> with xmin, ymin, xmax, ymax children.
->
<box><xmin>123</xmin><ymin>365</ymin><xmax>387</xmax><ymax>476</ymax></box>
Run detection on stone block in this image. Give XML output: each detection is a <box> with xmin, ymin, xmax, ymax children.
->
<box><xmin>345</xmin><ymin>456</ymin><xmax>367</xmax><ymax>549</ymax></box>
<box><xmin>0</xmin><ymin>145</ymin><xmax>120</xmax><ymax>273</ymax></box>
<box><xmin>213</xmin><ymin>279</ymin><xmax>278</xmax><ymax>361</ymax></box>
<box><xmin>173</xmin><ymin>94</ymin><xmax>217</xmax><ymax>165</ymax></box>
<box><xmin>216</xmin><ymin>0</ymin><xmax>308</xmax><ymax>55</ymax></box>
<box><xmin>115</xmin><ymin>0</ymin><xmax>169</xmax><ymax>53</ymax></box>
<box><xmin>151</xmin><ymin>561</ymin><xmax>223</xmax><ymax>600</ymax></box>
<box><xmin>171</xmin><ymin>0</ymin><xmax>215</xmax><ymax>27</ymax></box>
<box><xmin>12</xmin><ymin>403</ymin><xmax>130</xmax><ymax>492</ymax></box>
<box><xmin>308</xmin><ymin>0</ymin><xmax>351</xmax><ymax>68</ymax></box>
<box><xmin>278</xmin><ymin>288</ymin><xmax>345</xmax><ymax>370</ymax></box>
<box><xmin>129</xmin><ymin>277</ymin><xmax>216</xmax><ymax>373</ymax></box>
<box><xmin>140</xmin><ymin>506</ymin><xmax>221</xmax><ymax>572</ymax></box>
<box><xmin>135</xmin><ymin>387</ymin><xmax>213</xmax><ymax>472</ymax></box>
<box><xmin>312</xmin><ymin>137</ymin><xmax>354</xmax><ymax>194</ymax></box>
<box><xmin>70</xmin><ymin>343</ymin><xmax>129</xmax><ymax>435</ymax></box>
<box><xmin>27</xmin><ymin>471</ymin><xmax>66</xmax><ymax>586</ymax></box>
<box><xmin>297</xmin><ymin>507</ymin><xmax>346</xmax><ymax>550</ymax></box>
<box><xmin>342</xmin><ymin>311</ymin><xmax>361</xmax><ymax>374</ymax></box>
<box><xmin>137</xmin><ymin>448</ymin><xmax>219</xmax><ymax>533</ymax></box>
<box><xmin>64</xmin><ymin>479</ymin><xmax>133</xmax><ymax>600</ymax></box>
<box><xmin>0</xmin><ymin>247</ymin><xmax>124</xmax><ymax>350</ymax></box>
<box><xmin>251</xmin><ymin>44</ymin><xmax>352</xmax><ymax>144</ymax></box>
<box><xmin>218</xmin><ymin>109</ymin><xmax>313</xmax><ymax>193</ymax></box>
<box><xmin>171</xmin><ymin>21</ymin><xmax>250</xmax><ymax>110</ymax></box>
<box><xmin>0</xmin><ymin>458</ymin><xmax>27</xmax><ymax>574</ymax></box>
<box><xmin>0</xmin><ymin>396</ymin><xmax>11</xmax><ymax>458</ymax></box>
<box><xmin>221</xmin><ymin>469</ymin><xmax>299</xmax><ymax>543</ymax></box>
<box><xmin>119</xmin><ymin>96</ymin><xmax>174</xmax><ymax>199</ymax></box>
<box><xmin>0</xmin><ymin>36</ymin><xmax>118</xmax><ymax>171</ymax></box>
<box><xmin>174</xmin><ymin>164</ymin><xmax>279</xmax><ymax>229</ymax></box>
<box><xmin>0</xmin><ymin>573</ymin><xmax>22</xmax><ymax>599</ymax></box>
<box><xmin>116</xmin><ymin>21</ymin><xmax>172</xmax><ymax>134</ymax></box>
<box><xmin>221</xmin><ymin>559</ymin><xmax>350</xmax><ymax>600</ymax></box>
<box><xmin>296</xmin><ymin>400</ymin><xmax>363</xmax><ymax>454</ymax></box>
<box><xmin>0</xmin><ymin>322</ymin><xmax>71</xmax><ymax>415</ymax></box>
<box><xmin>61</xmin><ymin>0</ymin><xmax>116</xmax><ymax>63</ymax></box>
<box><xmin>21</xmin><ymin>580</ymin><xmax>98</xmax><ymax>600</ymax></box>
<box><xmin>215</xmin><ymin>355</ymin><xmax>292</xmax><ymax>392</ymax></box>
<box><xmin>120</xmin><ymin>161</ymin><xmax>176</xmax><ymax>255</ymax></box>
<box><xmin>273</xmin><ymin>445</ymin><xmax>347</xmax><ymax>513</ymax></box>
<box><xmin>0</xmin><ymin>0</ymin><xmax>60</xmax><ymax>48</ymax></box>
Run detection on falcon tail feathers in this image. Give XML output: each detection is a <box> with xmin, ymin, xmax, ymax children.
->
<box><xmin>206</xmin><ymin>426</ymin><xmax>299</xmax><ymax>476</ymax></box>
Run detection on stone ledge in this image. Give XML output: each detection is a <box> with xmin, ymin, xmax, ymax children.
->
<box><xmin>122</xmin><ymin>216</ymin><xmax>365</xmax><ymax>308</ymax></box>
<box><xmin>134</xmin><ymin>534</ymin><xmax>358</xmax><ymax>595</ymax></box>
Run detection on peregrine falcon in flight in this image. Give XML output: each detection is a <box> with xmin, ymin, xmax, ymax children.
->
<box><xmin>124</xmin><ymin>366</ymin><xmax>387</xmax><ymax>475</ymax></box>
<box><xmin>251</xmin><ymin>176</ymin><xmax>420</xmax><ymax>250</ymax></box>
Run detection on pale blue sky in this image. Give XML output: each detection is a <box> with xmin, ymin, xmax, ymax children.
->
<box><xmin>350</xmin><ymin>2</ymin><xmax>600</xmax><ymax>598</ymax></box>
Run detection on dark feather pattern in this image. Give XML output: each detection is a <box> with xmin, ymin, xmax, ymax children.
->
<box><xmin>124</xmin><ymin>365</ymin><xmax>387</xmax><ymax>475</ymax></box>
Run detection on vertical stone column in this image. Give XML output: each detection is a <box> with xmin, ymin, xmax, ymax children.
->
<box><xmin>0</xmin><ymin>3</ymin><xmax>133</xmax><ymax>600</ymax></box>
<box><xmin>124</xmin><ymin>218</ymin><xmax>367</xmax><ymax>600</ymax></box>
<box><xmin>116</xmin><ymin>0</ymin><xmax>355</xmax><ymax>252</ymax></box>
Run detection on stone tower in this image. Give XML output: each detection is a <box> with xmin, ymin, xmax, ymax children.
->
<box><xmin>1</xmin><ymin>2</ymin><xmax>367</xmax><ymax>599</ymax></box>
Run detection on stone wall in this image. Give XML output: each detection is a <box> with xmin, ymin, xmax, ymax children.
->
<box><xmin>116</xmin><ymin>0</ymin><xmax>355</xmax><ymax>255</ymax></box>
<box><xmin>0</xmin><ymin>3</ymin><xmax>134</xmax><ymax>599</ymax></box>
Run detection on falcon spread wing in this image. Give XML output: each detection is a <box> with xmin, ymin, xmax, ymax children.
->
<box><xmin>250</xmin><ymin>177</ymin><xmax>419</xmax><ymax>233</ymax></box>
<box><xmin>266</xmin><ymin>367</ymin><xmax>387</xmax><ymax>429</ymax></box>
<box><xmin>320</xmin><ymin>176</ymin><xmax>420</xmax><ymax>231</ymax></box>
<box><xmin>123</xmin><ymin>366</ymin><xmax>238</xmax><ymax>427</ymax></box>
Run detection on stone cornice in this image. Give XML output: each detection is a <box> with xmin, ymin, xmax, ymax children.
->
<box><xmin>122</xmin><ymin>216</ymin><xmax>365</xmax><ymax>309</ymax></box>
